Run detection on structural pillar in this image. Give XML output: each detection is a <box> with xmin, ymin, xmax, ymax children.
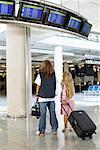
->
<box><xmin>6</xmin><ymin>25</ymin><xmax>32</xmax><ymax>117</ymax></box>
<box><xmin>63</xmin><ymin>62</ymin><xmax>69</xmax><ymax>72</ymax></box>
<box><xmin>54</xmin><ymin>46</ymin><xmax>63</xmax><ymax>101</ymax></box>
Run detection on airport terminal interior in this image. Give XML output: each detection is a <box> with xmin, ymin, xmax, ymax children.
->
<box><xmin>0</xmin><ymin>0</ymin><xmax>100</xmax><ymax>150</ymax></box>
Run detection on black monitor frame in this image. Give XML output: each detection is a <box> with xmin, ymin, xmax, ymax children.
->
<box><xmin>43</xmin><ymin>6</ymin><xmax>67</xmax><ymax>28</ymax></box>
<box><xmin>65</xmin><ymin>12</ymin><xmax>82</xmax><ymax>33</ymax></box>
<box><xmin>17</xmin><ymin>1</ymin><xmax>45</xmax><ymax>24</ymax></box>
<box><xmin>80</xmin><ymin>21</ymin><xmax>92</xmax><ymax>37</ymax></box>
<box><xmin>0</xmin><ymin>0</ymin><xmax>91</xmax><ymax>39</ymax></box>
<box><xmin>0</xmin><ymin>0</ymin><xmax>15</xmax><ymax>19</ymax></box>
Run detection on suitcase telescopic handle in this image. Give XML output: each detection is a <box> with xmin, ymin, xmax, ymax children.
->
<box><xmin>67</xmin><ymin>103</ymin><xmax>73</xmax><ymax>111</ymax></box>
<box><xmin>61</xmin><ymin>103</ymin><xmax>74</xmax><ymax>117</ymax></box>
<box><xmin>61</xmin><ymin>104</ymin><xmax>69</xmax><ymax>117</ymax></box>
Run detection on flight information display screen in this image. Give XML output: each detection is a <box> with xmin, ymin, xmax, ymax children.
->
<box><xmin>21</xmin><ymin>4</ymin><xmax>43</xmax><ymax>20</ymax></box>
<box><xmin>48</xmin><ymin>10</ymin><xmax>65</xmax><ymax>25</ymax></box>
<box><xmin>0</xmin><ymin>1</ymin><xmax>14</xmax><ymax>16</ymax></box>
<box><xmin>67</xmin><ymin>16</ymin><xmax>81</xmax><ymax>31</ymax></box>
<box><xmin>81</xmin><ymin>22</ymin><xmax>92</xmax><ymax>37</ymax></box>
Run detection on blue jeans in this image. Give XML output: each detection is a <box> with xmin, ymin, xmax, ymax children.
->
<box><xmin>38</xmin><ymin>101</ymin><xmax>58</xmax><ymax>133</ymax></box>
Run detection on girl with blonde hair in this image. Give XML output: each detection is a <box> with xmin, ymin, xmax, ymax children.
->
<box><xmin>60</xmin><ymin>70</ymin><xmax>75</xmax><ymax>132</ymax></box>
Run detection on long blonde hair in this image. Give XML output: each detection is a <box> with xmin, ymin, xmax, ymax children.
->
<box><xmin>62</xmin><ymin>71</ymin><xmax>75</xmax><ymax>99</ymax></box>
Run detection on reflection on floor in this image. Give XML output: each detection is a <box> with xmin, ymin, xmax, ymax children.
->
<box><xmin>0</xmin><ymin>93</ymin><xmax>100</xmax><ymax>150</ymax></box>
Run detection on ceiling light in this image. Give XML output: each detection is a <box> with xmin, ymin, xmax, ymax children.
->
<box><xmin>84</xmin><ymin>54</ymin><xmax>100</xmax><ymax>59</ymax></box>
<box><xmin>85</xmin><ymin>60</ymin><xmax>100</xmax><ymax>65</ymax></box>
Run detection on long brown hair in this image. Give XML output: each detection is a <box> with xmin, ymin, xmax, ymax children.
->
<box><xmin>40</xmin><ymin>60</ymin><xmax>54</xmax><ymax>78</ymax></box>
<box><xmin>62</xmin><ymin>71</ymin><xmax>75</xmax><ymax>99</ymax></box>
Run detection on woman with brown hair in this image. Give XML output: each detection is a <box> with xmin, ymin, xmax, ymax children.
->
<box><xmin>35</xmin><ymin>60</ymin><xmax>58</xmax><ymax>136</ymax></box>
<box><xmin>60</xmin><ymin>70</ymin><xmax>75</xmax><ymax>132</ymax></box>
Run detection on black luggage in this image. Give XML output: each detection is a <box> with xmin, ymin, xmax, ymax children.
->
<box><xmin>31</xmin><ymin>103</ymin><xmax>40</xmax><ymax>119</ymax></box>
<box><xmin>61</xmin><ymin>104</ymin><xmax>96</xmax><ymax>140</ymax></box>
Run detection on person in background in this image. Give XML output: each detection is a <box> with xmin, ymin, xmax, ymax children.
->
<box><xmin>34</xmin><ymin>60</ymin><xmax>58</xmax><ymax>136</ymax></box>
<box><xmin>60</xmin><ymin>70</ymin><xmax>75</xmax><ymax>132</ymax></box>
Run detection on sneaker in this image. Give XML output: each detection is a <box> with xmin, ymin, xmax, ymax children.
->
<box><xmin>36</xmin><ymin>131</ymin><xmax>45</xmax><ymax>137</ymax></box>
<box><xmin>36</xmin><ymin>131</ymin><xmax>40</xmax><ymax>136</ymax></box>
<box><xmin>69</xmin><ymin>128</ymin><xmax>73</xmax><ymax>132</ymax></box>
<box><xmin>62</xmin><ymin>128</ymin><xmax>68</xmax><ymax>133</ymax></box>
<box><xmin>62</xmin><ymin>128</ymin><xmax>66</xmax><ymax>133</ymax></box>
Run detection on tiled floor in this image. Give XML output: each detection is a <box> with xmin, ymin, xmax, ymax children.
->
<box><xmin>0</xmin><ymin>93</ymin><xmax>100</xmax><ymax>150</ymax></box>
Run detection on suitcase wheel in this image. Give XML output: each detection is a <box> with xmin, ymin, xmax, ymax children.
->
<box><xmin>89</xmin><ymin>135</ymin><xmax>92</xmax><ymax>139</ymax></box>
<box><xmin>36</xmin><ymin>116</ymin><xmax>39</xmax><ymax>119</ymax></box>
<box><xmin>82</xmin><ymin>137</ymin><xmax>85</xmax><ymax>140</ymax></box>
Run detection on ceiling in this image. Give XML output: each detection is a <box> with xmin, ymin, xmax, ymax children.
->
<box><xmin>0</xmin><ymin>0</ymin><xmax>100</xmax><ymax>65</ymax></box>
<box><xmin>31</xmin><ymin>27</ymin><xmax>100</xmax><ymax>64</ymax></box>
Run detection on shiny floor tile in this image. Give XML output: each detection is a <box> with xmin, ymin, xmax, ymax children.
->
<box><xmin>0</xmin><ymin>94</ymin><xmax>100</xmax><ymax>150</ymax></box>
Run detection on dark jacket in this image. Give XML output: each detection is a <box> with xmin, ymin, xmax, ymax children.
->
<box><xmin>38</xmin><ymin>72</ymin><xmax>56</xmax><ymax>98</ymax></box>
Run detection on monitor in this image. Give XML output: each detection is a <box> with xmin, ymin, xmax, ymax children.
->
<box><xmin>80</xmin><ymin>22</ymin><xmax>92</xmax><ymax>37</ymax></box>
<box><xmin>0</xmin><ymin>0</ymin><xmax>15</xmax><ymax>17</ymax></box>
<box><xmin>47</xmin><ymin>10</ymin><xmax>66</xmax><ymax>26</ymax></box>
<box><xmin>67</xmin><ymin>16</ymin><xmax>81</xmax><ymax>32</ymax></box>
<box><xmin>18</xmin><ymin>2</ymin><xmax>44</xmax><ymax>22</ymax></box>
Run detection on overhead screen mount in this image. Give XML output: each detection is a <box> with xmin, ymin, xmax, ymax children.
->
<box><xmin>0</xmin><ymin>0</ymin><xmax>92</xmax><ymax>38</ymax></box>
<box><xmin>0</xmin><ymin>0</ymin><xmax>15</xmax><ymax>19</ymax></box>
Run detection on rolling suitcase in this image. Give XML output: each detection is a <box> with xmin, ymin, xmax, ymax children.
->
<box><xmin>61</xmin><ymin>103</ymin><xmax>96</xmax><ymax>140</ymax></box>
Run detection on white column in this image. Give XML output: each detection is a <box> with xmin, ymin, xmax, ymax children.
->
<box><xmin>6</xmin><ymin>25</ymin><xmax>32</xmax><ymax>117</ymax></box>
<box><xmin>63</xmin><ymin>62</ymin><xmax>69</xmax><ymax>72</ymax></box>
<box><xmin>54</xmin><ymin>46</ymin><xmax>63</xmax><ymax>101</ymax></box>
<box><xmin>25</xmin><ymin>27</ymin><xmax>32</xmax><ymax>117</ymax></box>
